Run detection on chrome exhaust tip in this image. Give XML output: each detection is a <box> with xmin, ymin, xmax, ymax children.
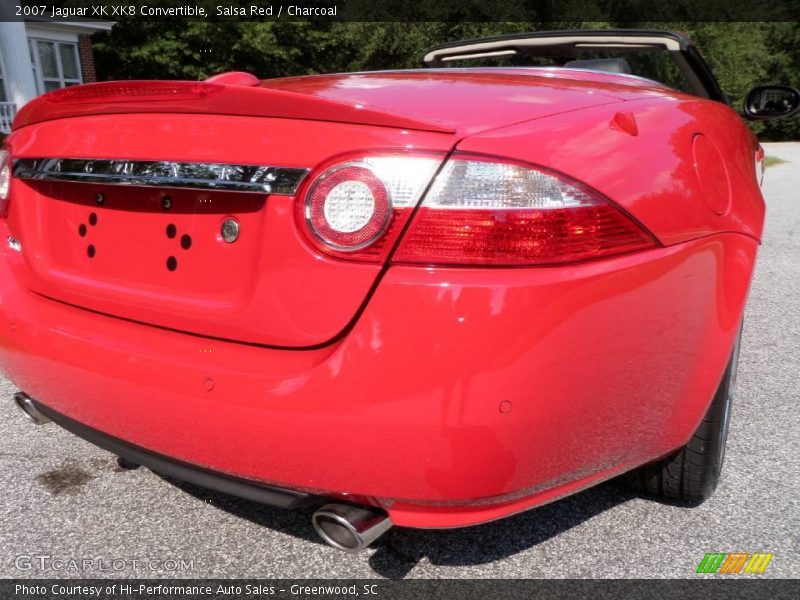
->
<box><xmin>312</xmin><ymin>503</ymin><xmax>392</xmax><ymax>553</ymax></box>
<box><xmin>13</xmin><ymin>392</ymin><xmax>51</xmax><ymax>425</ymax></box>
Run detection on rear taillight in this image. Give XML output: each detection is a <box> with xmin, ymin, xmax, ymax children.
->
<box><xmin>0</xmin><ymin>150</ymin><xmax>10</xmax><ymax>218</ymax></box>
<box><xmin>300</xmin><ymin>152</ymin><xmax>657</xmax><ymax>266</ymax></box>
<box><xmin>393</xmin><ymin>154</ymin><xmax>657</xmax><ymax>266</ymax></box>
<box><xmin>300</xmin><ymin>155</ymin><xmax>443</xmax><ymax>261</ymax></box>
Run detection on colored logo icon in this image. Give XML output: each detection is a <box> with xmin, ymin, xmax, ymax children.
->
<box><xmin>697</xmin><ymin>552</ymin><xmax>774</xmax><ymax>574</ymax></box>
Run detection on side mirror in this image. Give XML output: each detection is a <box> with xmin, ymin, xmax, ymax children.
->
<box><xmin>744</xmin><ymin>85</ymin><xmax>800</xmax><ymax>120</ymax></box>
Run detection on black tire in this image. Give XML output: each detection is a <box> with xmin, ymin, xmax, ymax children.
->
<box><xmin>622</xmin><ymin>325</ymin><xmax>742</xmax><ymax>502</ymax></box>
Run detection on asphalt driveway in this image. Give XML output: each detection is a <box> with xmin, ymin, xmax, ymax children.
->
<box><xmin>0</xmin><ymin>143</ymin><xmax>797</xmax><ymax>579</ymax></box>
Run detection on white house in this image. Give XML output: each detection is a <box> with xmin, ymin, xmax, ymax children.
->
<box><xmin>0</xmin><ymin>18</ymin><xmax>113</xmax><ymax>133</ymax></box>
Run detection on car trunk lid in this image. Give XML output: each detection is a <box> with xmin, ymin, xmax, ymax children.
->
<box><xmin>6</xmin><ymin>112</ymin><xmax>455</xmax><ymax>347</ymax></box>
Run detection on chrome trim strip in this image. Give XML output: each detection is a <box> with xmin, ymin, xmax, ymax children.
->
<box><xmin>13</xmin><ymin>158</ymin><xmax>309</xmax><ymax>195</ymax></box>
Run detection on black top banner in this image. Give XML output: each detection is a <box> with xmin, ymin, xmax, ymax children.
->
<box><xmin>2</xmin><ymin>0</ymin><xmax>800</xmax><ymax>22</ymax></box>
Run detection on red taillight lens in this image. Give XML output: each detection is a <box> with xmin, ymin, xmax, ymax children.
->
<box><xmin>300</xmin><ymin>155</ymin><xmax>443</xmax><ymax>262</ymax></box>
<box><xmin>394</xmin><ymin>155</ymin><xmax>657</xmax><ymax>266</ymax></box>
<box><xmin>0</xmin><ymin>150</ymin><xmax>10</xmax><ymax>218</ymax></box>
<box><xmin>44</xmin><ymin>81</ymin><xmax>222</xmax><ymax>104</ymax></box>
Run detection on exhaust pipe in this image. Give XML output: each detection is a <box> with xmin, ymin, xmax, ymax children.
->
<box><xmin>116</xmin><ymin>456</ymin><xmax>141</xmax><ymax>470</ymax></box>
<box><xmin>312</xmin><ymin>503</ymin><xmax>392</xmax><ymax>553</ymax></box>
<box><xmin>13</xmin><ymin>392</ymin><xmax>51</xmax><ymax>425</ymax></box>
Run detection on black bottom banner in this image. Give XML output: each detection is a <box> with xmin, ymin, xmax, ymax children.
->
<box><xmin>2</xmin><ymin>579</ymin><xmax>799</xmax><ymax>600</ymax></box>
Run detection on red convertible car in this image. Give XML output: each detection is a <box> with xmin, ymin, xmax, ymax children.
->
<box><xmin>0</xmin><ymin>30</ymin><xmax>795</xmax><ymax>552</ymax></box>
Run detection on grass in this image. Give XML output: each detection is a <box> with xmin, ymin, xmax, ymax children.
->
<box><xmin>764</xmin><ymin>156</ymin><xmax>787</xmax><ymax>168</ymax></box>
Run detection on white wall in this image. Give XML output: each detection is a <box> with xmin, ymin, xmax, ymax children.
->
<box><xmin>0</xmin><ymin>21</ymin><xmax>37</xmax><ymax>108</ymax></box>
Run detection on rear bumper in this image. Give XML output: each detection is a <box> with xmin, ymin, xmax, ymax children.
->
<box><xmin>29</xmin><ymin>397</ymin><xmax>319</xmax><ymax>509</ymax></box>
<box><xmin>0</xmin><ymin>232</ymin><xmax>755</xmax><ymax>528</ymax></box>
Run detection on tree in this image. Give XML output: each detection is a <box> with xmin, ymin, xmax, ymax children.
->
<box><xmin>92</xmin><ymin>21</ymin><xmax>800</xmax><ymax>140</ymax></box>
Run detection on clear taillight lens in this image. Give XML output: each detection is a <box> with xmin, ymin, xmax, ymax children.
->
<box><xmin>393</xmin><ymin>154</ymin><xmax>657</xmax><ymax>266</ymax></box>
<box><xmin>0</xmin><ymin>150</ymin><xmax>10</xmax><ymax>218</ymax></box>
<box><xmin>301</xmin><ymin>155</ymin><xmax>442</xmax><ymax>261</ymax></box>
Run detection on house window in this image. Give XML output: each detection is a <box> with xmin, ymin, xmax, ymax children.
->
<box><xmin>0</xmin><ymin>53</ymin><xmax>7</xmax><ymax>102</ymax></box>
<box><xmin>29</xmin><ymin>39</ymin><xmax>82</xmax><ymax>94</ymax></box>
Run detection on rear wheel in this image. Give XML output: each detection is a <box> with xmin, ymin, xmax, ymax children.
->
<box><xmin>623</xmin><ymin>325</ymin><xmax>742</xmax><ymax>502</ymax></box>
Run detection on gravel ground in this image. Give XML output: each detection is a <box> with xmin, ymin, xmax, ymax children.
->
<box><xmin>0</xmin><ymin>143</ymin><xmax>797</xmax><ymax>579</ymax></box>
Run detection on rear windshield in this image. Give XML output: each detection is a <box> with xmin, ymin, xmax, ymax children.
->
<box><xmin>443</xmin><ymin>48</ymin><xmax>695</xmax><ymax>94</ymax></box>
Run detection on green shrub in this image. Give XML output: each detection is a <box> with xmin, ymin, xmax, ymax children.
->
<box><xmin>91</xmin><ymin>21</ymin><xmax>800</xmax><ymax>141</ymax></box>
